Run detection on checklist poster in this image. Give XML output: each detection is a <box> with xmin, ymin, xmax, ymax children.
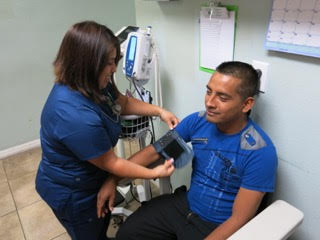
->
<box><xmin>200</xmin><ymin>8</ymin><xmax>236</xmax><ymax>71</ymax></box>
<box><xmin>265</xmin><ymin>0</ymin><xmax>320</xmax><ymax>58</ymax></box>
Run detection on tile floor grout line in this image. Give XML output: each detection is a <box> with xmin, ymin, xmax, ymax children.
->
<box><xmin>0</xmin><ymin>206</ymin><xmax>16</xmax><ymax>218</ymax></box>
<box><xmin>17</xmin><ymin>198</ymin><xmax>43</xmax><ymax>210</ymax></box>
<box><xmin>16</xmin><ymin>210</ymin><xmax>28</xmax><ymax>240</ymax></box>
<box><xmin>8</xmin><ymin>170</ymin><xmax>37</xmax><ymax>182</ymax></box>
<box><xmin>3</xmin><ymin>157</ymin><xmax>28</xmax><ymax>240</ymax></box>
<box><xmin>49</xmin><ymin>231</ymin><xmax>67</xmax><ymax>240</ymax></box>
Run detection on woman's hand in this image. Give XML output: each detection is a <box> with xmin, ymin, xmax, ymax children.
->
<box><xmin>159</xmin><ymin>109</ymin><xmax>179</xmax><ymax>129</ymax></box>
<box><xmin>97</xmin><ymin>177</ymin><xmax>117</xmax><ymax>218</ymax></box>
<box><xmin>152</xmin><ymin>158</ymin><xmax>175</xmax><ymax>178</ymax></box>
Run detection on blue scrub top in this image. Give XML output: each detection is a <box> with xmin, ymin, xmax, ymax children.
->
<box><xmin>36</xmin><ymin>83</ymin><xmax>121</xmax><ymax>211</ymax></box>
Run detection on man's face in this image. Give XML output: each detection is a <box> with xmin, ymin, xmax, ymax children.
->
<box><xmin>205</xmin><ymin>72</ymin><xmax>252</xmax><ymax>133</ymax></box>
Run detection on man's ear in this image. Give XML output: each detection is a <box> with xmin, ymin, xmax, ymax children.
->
<box><xmin>242</xmin><ymin>97</ymin><xmax>255</xmax><ymax>114</ymax></box>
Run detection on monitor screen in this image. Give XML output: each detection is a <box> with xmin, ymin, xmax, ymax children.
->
<box><xmin>128</xmin><ymin>37</ymin><xmax>137</xmax><ymax>61</ymax></box>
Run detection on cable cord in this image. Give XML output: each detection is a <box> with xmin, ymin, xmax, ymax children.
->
<box><xmin>146</xmin><ymin>129</ymin><xmax>154</xmax><ymax>145</ymax></box>
<box><xmin>126</xmin><ymin>76</ymin><xmax>136</xmax><ymax>95</ymax></box>
<box><xmin>132</xmin><ymin>78</ymin><xmax>144</xmax><ymax>100</ymax></box>
<box><xmin>129</xmin><ymin>182</ymin><xmax>141</xmax><ymax>203</ymax></box>
<box><xmin>131</xmin><ymin>79</ymin><xmax>156</xmax><ymax>143</ymax></box>
<box><xmin>149</xmin><ymin>116</ymin><xmax>156</xmax><ymax>143</ymax></box>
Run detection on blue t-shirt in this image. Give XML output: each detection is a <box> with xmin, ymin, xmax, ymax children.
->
<box><xmin>36</xmin><ymin>83</ymin><xmax>121</xmax><ymax>211</ymax></box>
<box><xmin>175</xmin><ymin>111</ymin><xmax>278</xmax><ymax>224</ymax></box>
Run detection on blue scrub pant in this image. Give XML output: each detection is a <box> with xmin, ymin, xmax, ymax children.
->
<box><xmin>53</xmin><ymin>205</ymin><xmax>111</xmax><ymax>240</ymax></box>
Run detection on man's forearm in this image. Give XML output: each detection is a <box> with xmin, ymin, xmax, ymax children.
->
<box><xmin>128</xmin><ymin>145</ymin><xmax>160</xmax><ymax>167</ymax></box>
<box><xmin>204</xmin><ymin>216</ymin><xmax>248</xmax><ymax>240</ymax></box>
<box><xmin>205</xmin><ymin>188</ymin><xmax>264</xmax><ymax>240</ymax></box>
<box><xmin>107</xmin><ymin>145</ymin><xmax>161</xmax><ymax>184</ymax></box>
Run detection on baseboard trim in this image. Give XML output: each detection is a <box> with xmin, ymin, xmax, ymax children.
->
<box><xmin>0</xmin><ymin>139</ymin><xmax>40</xmax><ymax>160</ymax></box>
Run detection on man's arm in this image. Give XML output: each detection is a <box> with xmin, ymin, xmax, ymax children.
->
<box><xmin>204</xmin><ymin>188</ymin><xmax>265</xmax><ymax>240</ymax></box>
<box><xmin>127</xmin><ymin>145</ymin><xmax>160</xmax><ymax>166</ymax></box>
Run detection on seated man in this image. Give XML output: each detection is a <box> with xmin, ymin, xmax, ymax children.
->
<box><xmin>114</xmin><ymin>61</ymin><xmax>278</xmax><ymax>240</ymax></box>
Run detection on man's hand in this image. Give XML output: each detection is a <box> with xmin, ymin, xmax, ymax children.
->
<box><xmin>97</xmin><ymin>177</ymin><xmax>117</xmax><ymax>218</ymax></box>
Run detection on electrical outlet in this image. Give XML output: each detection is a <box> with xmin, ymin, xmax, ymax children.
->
<box><xmin>252</xmin><ymin>60</ymin><xmax>269</xmax><ymax>93</ymax></box>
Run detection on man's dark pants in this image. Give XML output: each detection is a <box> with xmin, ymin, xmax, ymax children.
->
<box><xmin>116</xmin><ymin>186</ymin><xmax>219</xmax><ymax>240</ymax></box>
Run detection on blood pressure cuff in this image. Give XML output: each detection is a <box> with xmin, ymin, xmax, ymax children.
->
<box><xmin>152</xmin><ymin>129</ymin><xmax>194</xmax><ymax>169</ymax></box>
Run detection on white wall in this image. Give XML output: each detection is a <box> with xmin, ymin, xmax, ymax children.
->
<box><xmin>0</xmin><ymin>0</ymin><xmax>136</xmax><ymax>150</ymax></box>
<box><xmin>135</xmin><ymin>0</ymin><xmax>320</xmax><ymax>239</ymax></box>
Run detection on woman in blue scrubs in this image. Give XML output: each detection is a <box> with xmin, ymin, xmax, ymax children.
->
<box><xmin>35</xmin><ymin>21</ymin><xmax>178</xmax><ymax>240</ymax></box>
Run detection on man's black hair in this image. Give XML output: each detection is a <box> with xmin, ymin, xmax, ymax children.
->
<box><xmin>216</xmin><ymin>61</ymin><xmax>261</xmax><ymax>100</ymax></box>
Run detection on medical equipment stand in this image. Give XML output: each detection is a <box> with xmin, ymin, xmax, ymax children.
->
<box><xmin>111</xmin><ymin>26</ymin><xmax>171</xmax><ymax>218</ymax></box>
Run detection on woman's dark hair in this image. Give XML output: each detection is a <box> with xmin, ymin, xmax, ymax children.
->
<box><xmin>53</xmin><ymin>21</ymin><xmax>121</xmax><ymax>103</ymax></box>
<box><xmin>216</xmin><ymin>61</ymin><xmax>261</xmax><ymax>100</ymax></box>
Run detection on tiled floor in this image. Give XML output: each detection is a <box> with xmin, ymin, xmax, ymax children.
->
<box><xmin>0</xmin><ymin>140</ymin><xmax>155</xmax><ymax>240</ymax></box>
<box><xmin>0</xmin><ymin>147</ymin><xmax>69</xmax><ymax>240</ymax></box>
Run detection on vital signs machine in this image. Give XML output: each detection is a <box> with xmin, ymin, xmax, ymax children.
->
<box><xmin>115</xmin><ymin>26</ymin><xmax>163</xmax><ymax>144</ymax></box>
<box><xmin>117</xmin><ymin>26</ymin><xmax>162</xmax><ymax>107</ymax></box>
<box><xmin>124</xmin><ymin>27</ymin><xmax>152</xmax><ymax>86</ymax></box>
<box><xmin>114</xmin><ymin>26</ymin><xmax>165</xmax><ymax>211</ymax></box>
<box><xmin>113</xmin><ymin>26</ymin><xmax>193</xmax><ymax>217</ymax></box>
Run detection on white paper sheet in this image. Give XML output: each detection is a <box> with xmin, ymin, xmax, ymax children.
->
<box><xmin>200</xmin><ymin>7</ymin><xmax>235</xmax><ymax>70</ymax></box>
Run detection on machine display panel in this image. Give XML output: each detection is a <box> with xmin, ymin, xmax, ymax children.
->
<box><xmin>128</xmin><ymin>37</ymin><xmax>137</xmax><ymax>61</ymax></box>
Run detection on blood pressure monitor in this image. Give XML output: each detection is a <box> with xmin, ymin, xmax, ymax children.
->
<box><xmin>153</xmin><ymin>130</ymin><xmax>194</xmax><ymax>169</ymax></box>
